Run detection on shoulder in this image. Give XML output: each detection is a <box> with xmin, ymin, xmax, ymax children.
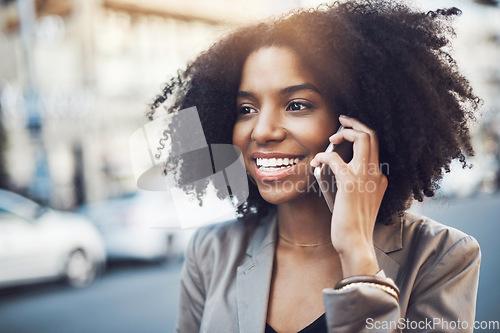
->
<box><xmin>185</xmin><ymin>213</ymin><xmax>271</xmax><ymax>274</ymax></box>
<box><xmin>183</xmin><ymin>213</ymin><xmax>275</xmax><ymax>295</ymax></box>
<box><xmin>401</xmin><ymin>211</ymin><xmax>480</xmax><ymax>254</ymax></box>
<box><xmin>394</xmin><ymin>212</ymin><xmax>480</xmax><ymax>281</ymax></box>
<box><xmin>189</xmin><ymin>215</ymin><xmax>260</xmax><ymax>254</ymax></box>
<box><xmin>391</xmin><ymin>213</ymin><xmax>481</xmax><ymax>318</ymax></box>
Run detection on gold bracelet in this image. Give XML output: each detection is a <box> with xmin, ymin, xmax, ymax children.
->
<box><xmin>336</xmin><ymin>281</ymin><xmax>399</xmax><ymax>302</ymax></box>
<box><xmin>334</xmin><ymin>275</ymin><xmax>398</xmax><ymax>291</ymax></box>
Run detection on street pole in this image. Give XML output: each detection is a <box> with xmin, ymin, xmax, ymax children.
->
<box><xmin>17</xmin><ymin>0</ymin><xmax>51</xmax><ymax>203</ymax></box>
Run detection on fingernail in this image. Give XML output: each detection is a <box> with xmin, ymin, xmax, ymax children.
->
<box><xmin>339</xmin><ymin>114</ymin><xmax>349</xmax><ymax>118</ymax></box>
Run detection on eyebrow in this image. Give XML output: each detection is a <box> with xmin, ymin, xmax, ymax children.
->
<box><xmin>281</xmin><ymin>83</ymin><xmax>321</xmax><ymax>95</ymax></box>
<box><xmin>237</xmin><ymin>83</ymin><xmax>321</xmax><ymax>98</ymax></box>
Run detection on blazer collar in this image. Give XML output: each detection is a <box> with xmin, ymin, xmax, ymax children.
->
<box><xmin>373</xmin><ymin>218</ymin><xmax>403</xmax><ymax>281</ymax></box>
<box><xmin>237</xmin><ymin>212</ymin><xmax>278</xmax><ymax>333</ymax></box>
<box><xmin>246</xmin><ymin>212</ymin><xmax>278</xmax><ymax>257</ymax></box>
<box><xmin>374</xmin><ymin>217</ymin><xmax>403</xmax><ymax>253</ymax></box>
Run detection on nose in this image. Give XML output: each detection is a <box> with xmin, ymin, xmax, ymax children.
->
<box><xmin>250</xmin><ymin>107</ymin><xmax>287</xmax><ymax>144</ymax></box>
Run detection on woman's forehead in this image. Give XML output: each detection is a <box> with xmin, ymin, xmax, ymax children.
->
<box><xmin>238</xmin><ymin>46</ymin><xmax>322</xmax><ymax>94</ymax></box>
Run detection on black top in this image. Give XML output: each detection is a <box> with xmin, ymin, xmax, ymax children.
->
<box><xmin>265</xmin><ymin>313</ymin><xmax>327</xmax><ymax>333</ymax></box>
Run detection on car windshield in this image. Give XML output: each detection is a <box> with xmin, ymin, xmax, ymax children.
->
<box><xmin>0</xmin><ymin>190</ymin><xmax>43</xmax><ymax>220</ymax></box>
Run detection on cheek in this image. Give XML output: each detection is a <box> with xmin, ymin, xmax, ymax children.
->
<box><xmin>232</xmin><ymin>122</ymin><xmax>250</xmax><ymax>150</ymax></box>
<box><xmin>288</xmin><ymin>118</ymin><xmax>338</xmax><ymax>150</ymax></box>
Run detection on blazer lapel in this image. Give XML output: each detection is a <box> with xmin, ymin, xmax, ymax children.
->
<box><xmin>373</xmin><ymin>219</ymin><xmax>403</xmax><ymax>281</ymax></box>
<box><xmin>236</xmin><ymin>213</ymin><xmax>278</xmax><ymax>333</ymax></box>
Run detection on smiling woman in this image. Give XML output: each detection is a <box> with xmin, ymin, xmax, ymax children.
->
<box><xmin>234</xmin><ymin>47</ymin><xmax>339</xmax><ymax>202</ymax></box>
<box><xmin>146</xmin><ymin>1</ymin><xmax>481</xmax><ymax>332</ymax></box>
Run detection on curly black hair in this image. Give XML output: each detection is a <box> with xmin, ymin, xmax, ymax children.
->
<box><xmin>146</xmin><ymin>0</ymin><xmax>480</xmax><ymax>225</ymax></box>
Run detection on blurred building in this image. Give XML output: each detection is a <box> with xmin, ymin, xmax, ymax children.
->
<box><xmin>0</xmin><ymin>0</ymin><xmax>499</xmax><ymax>209</ymax></box>
<box><xmin>0</xmin><ymin>0</ymin><xmax>301</xmax><ymax>209</ymax></box>
<box><xmin>397</xmin><ymin>0</ymin><xmax>500</xmax><ymax>195</ymax></box>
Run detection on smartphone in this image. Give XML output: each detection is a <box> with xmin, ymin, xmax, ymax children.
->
<box><xmin>313</xmin><ymin>126</ymin><xmax>353</xmax><ymax>212</ymax></box>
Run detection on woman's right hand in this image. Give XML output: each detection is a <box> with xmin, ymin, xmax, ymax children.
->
<box><xmin>311</xmin><ymin>115</ymin><xmax>387</xmax><ymax>277</ymax></box>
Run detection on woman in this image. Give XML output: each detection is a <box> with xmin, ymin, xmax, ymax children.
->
<box><xmin>147</xmin><ymin>1</ymin><xmax>481</xmax><ymax>332</ymax></box>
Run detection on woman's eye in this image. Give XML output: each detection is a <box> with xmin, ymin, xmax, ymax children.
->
<box><xmin>238</xmin><ymin>106</ymin><xmax>257</xmax><ymax>114</ymax></box>
<box><xmin>286</xmin><ymin>101</ymin><xmax>310</xmax><ymax>111</ymax></box>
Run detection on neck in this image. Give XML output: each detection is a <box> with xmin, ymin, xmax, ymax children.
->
<box><xmin>277</xmin><ymin>193</ymin><xmax>333</xmax><ymax>248</ymax></box>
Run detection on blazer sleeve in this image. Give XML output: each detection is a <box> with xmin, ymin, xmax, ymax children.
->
<box><xmin>176</xmin><ymin>230</ymin><xmax>206</xmax><ymax>333</ymax></box>
<box><xmin>405</xmin><ymin>235</ymin><xmax>480</xmax><ymax>332</ymax></box>
<box><xmin>322</xmin><ymin>235</ymin><xmax>481</xmax><ymax>333</ymax></box>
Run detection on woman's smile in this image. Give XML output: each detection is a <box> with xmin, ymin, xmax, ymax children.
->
<box><xmin>252</xmin><ymin>152</ymin><xmax>304</xmax><ymax>181</ymax></box>
<box><xmin>232</xmin><ymin>46</ymin><xmax>339</xmax><ymax>204</ymax></box>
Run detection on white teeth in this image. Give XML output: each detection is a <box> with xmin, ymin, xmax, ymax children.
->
<box><xmin>256</xmin><ymin>157</ymin><xmax>301</xmax><ymax>170</ymax></box>
<box><xmin>260</xmin><ymin>166</ymin><xmax>287</xmax><ymax>172</ymax></box>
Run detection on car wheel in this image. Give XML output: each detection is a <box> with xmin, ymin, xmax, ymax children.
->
<box><xmin>64</xmin><ymin>249</ymin><xmax>96</xmax><ymax>288</ymax></box>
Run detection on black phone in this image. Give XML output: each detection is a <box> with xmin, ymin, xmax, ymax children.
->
<box><xmin>313</xmin><ymin>126</ymin><xmax>353</xmax><ymax>212</ymax></box>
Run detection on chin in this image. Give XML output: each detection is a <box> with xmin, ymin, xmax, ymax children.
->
<box><xmin>256</xmin><ymin>184</ymin><xmax>306</xmax><ymax>205</ymax></box>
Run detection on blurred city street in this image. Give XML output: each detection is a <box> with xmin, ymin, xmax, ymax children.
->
<box><xmin>0</xmin><ymin>193</ymin><xmax>498</xmax><ymax>333</ymax></box>
<box><xmin>0</xmin><ymin>259</ymin><xmax>183</xmax><ymax>333</ymax></box>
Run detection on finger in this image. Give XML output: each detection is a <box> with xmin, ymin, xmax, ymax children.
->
<box><xmin>311</xmin><ymin>151</ymin><xmax>349</xmax><ymax>179</ymax></box>
<box><xmin>338</xmin><ymin>116</ymin><xmax>380</xmax><ymax>164</ymax></box>
<box><xmin>329</xmin><ymin>128</ymin><xmax>370</xmax><ymax>166</ymax></box>
<box><xmin>338</xmin><ymin>115</ymin><xmax>372</xmax><ymax>133</ymax></box>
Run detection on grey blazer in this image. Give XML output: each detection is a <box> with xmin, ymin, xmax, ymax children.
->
<box><xmin>176</xmin><ymin>211</ymin><xmax>480</xmax><ymax>332</ymax></box>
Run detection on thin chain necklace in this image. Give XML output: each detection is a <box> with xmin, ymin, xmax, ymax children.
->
<box><xmin>278</xmin><ymin>234</ymin><xmax>331</xmax><ymax>247</ymax></box>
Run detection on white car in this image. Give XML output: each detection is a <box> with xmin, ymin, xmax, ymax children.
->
<box><xmin>79</xmin><ymin>191</ymin><xmax>195</xmax><ymax>262</ymax></box>
<box><xmin>0</xmin><ymin>190</ymin><xmax>106</xmax><ymax>288</ymax></box>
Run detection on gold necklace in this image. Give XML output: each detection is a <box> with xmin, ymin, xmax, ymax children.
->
<box><xmin>278</xmin><ymin>235</ymin><xmax>331</xmax><ymax>247</ymax></box>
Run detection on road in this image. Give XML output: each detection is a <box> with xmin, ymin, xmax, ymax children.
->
<box><xmin>0</xmin><ymin>193</ymin><xmax>499</xmax><ymax>333</ymax></box>
<box><xmin>0</xmin><ymin>260</ymin><xmax>182</xmax><ymax>333</ymax></box>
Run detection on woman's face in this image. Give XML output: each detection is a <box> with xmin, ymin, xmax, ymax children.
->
<box><xmin>233</xmin><ymin>46</ymin><xmax>339</xmax><ymax>205</ymax></box>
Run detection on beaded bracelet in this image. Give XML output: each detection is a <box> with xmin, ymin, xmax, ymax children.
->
<box><xmin>334</xmin><ymin>275</ymin><xmax>400</xmax><ymax>302</ymax></box>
